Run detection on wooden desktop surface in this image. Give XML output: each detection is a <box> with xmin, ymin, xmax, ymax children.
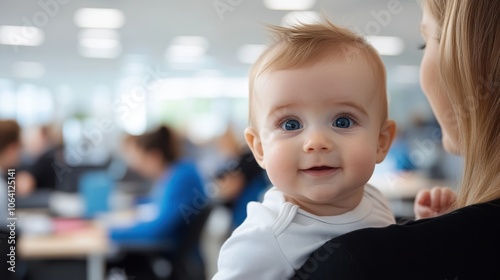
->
<box><xmin>19</xmin><ymin>221</ymin><xmax>108</xmax><ymax>259</ymax></box>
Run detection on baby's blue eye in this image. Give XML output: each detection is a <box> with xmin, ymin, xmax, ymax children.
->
<box><xmin>281</xmin><ymin>119</ymin><xmax>302</xmax><ymax>131</ymax></box>
<box><xmin>333</xmin><ymin>117</ymin><xmax>353</xmax><ymax>128</ymax></box>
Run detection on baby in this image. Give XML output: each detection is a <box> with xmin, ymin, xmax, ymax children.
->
<box><xmin>214</xmin><ymin>19</ymin><xmax>397</xmax><ymax>279</ymax></box>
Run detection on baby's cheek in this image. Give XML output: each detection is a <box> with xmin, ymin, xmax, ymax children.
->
<box><xmin>348</xmin><ymin>147</ymin><xmax>377</xmax><ymax>182</ymax></box>
<box><xmin>263</xmin><ymin>146</ymin><xmax>293</xmax><ymax>187</ymax></box>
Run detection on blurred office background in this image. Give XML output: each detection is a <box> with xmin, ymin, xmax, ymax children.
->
<box><xmin>0</xmin><ymin>0</ymin><xmax>463</xmax><ymax>279</ymax></box>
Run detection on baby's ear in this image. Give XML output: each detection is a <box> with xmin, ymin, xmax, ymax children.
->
<box><xmin>376</xmin><ymin>120</ymin><xmax>397</xmax><ymax>163</ymax></box>
<box><xmin>244</xmin><ymin>127</ymin><xmax>265</xmax><ymax>169</ymax></box>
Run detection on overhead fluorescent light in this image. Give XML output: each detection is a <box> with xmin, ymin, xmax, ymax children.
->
<box><xmin>0</xmin><ymin>25</ymin><xmax>44</xmax><ymax>46</ymax></box>
<box><xmin>366</xmin><ymin>36</ymin><xmax>405</xmax><ymax>56</ymax></box>
<box><xmin>281</xmin><ymin>11</ymin><xmax>321</xmax><ymax>27</ymax></box>
<box><xmin>165</xmin><ymin>36</ymin><xmax>209</xmax><ymax>64</ymax></box>
<box><xmin>12</xmin><ymin>61</ymin><xmax>46</xmax><ymax>79</ymax></box>
<box><xmin>264</xmin><ymin>0</ymin><xmax>315</xmax><ymax>10</ymax></box>
<box><xmin>78</xmin><ymin>29</ymin><xmax>121</xmax><ymax>58</ymax></box>
<box><xmin>237</xmin><ymin>44</ymin><xmax>267</xmax><ymax>64</ymax></box>
<box><xmin>74</xmin><ymin>8</ymin><xmax>125</xmax><ymax>29</ymax></box>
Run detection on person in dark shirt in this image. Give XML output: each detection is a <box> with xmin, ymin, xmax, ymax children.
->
<box><xmin>17</xmin><ymin>124</ymin><xmax>65</xmax><ymax>193</ymax></box>
<box><xmin>293</xmin><ymin>1</ymin><xmax>500</xmax><ymax>279</ymax></box>
<box><xmin>214</xmin><ymin>148</ymin><xmax>269</xmax><ymax>229</ymax></box>
<box><xmin>213</xmin><ymin>128</ymin><xmax>270</xmax><ymax>230</ymax></box>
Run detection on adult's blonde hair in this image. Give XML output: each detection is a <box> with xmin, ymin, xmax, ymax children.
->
<box><xmin>424</xmin><ymin>0</ymin><xmax>500</xmax><ymax>207</ymax></box>
<box><xmin>248</xmin><ymin>19</ymin><xmax>388</xmax><ymax>128</ymax></box>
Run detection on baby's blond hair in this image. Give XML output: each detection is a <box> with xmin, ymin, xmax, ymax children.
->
<box><xmin>248</xmin><ymin>19</ymin><xmax>388</xmax><ymax>127</ymax></box>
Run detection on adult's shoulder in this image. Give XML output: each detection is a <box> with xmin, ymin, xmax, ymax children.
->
<box><xmin>351</xmin><ymin>197</ymin><xmax>500</xmax><ymax>249</ymax></box>
<box><xmin>292</xmin><ymin>198</ymin><xmax>500</xmax><ymax>280</ymax></box>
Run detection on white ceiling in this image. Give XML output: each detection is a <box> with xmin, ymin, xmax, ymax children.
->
<box><xmin>0</xmin><ymin>0</ymin><xmax>425</xmax><ymax>95</ymax></box>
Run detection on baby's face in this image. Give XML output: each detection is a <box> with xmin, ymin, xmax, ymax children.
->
<box><xmin>248</xmin><ymin>56</ymin><xmax>392</xmax><ymax>213</ymax></box>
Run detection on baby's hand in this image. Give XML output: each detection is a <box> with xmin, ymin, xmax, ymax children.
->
<box><xmin>414</xmin><ymin>187</ymin><xmax>456</xmax><ymax>219</ymax></box>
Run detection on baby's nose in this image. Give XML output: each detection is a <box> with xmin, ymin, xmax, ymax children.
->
<box><xmin>303</xmin><ymin>129</ymin><xmax>333</xmax><ymax>152</ymax></box>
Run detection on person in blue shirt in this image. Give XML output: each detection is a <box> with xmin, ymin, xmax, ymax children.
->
<box><xmin>107</xmin><ymin>125</ymin><xmax>209</xmax><ymax>279</ymax></box>
<box><xmin>109</xmin><ymin>125</ymin><xmax>207</xmax><ymax>248</ymax></box>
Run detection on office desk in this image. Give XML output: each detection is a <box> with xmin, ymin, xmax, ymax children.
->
<box><xmin>19</xmin><ymin>221</ymin><xmax>108</xmax><ymax>280</ymax></box>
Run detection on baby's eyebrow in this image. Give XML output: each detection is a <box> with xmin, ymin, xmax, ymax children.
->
<box><xmin>336</xmin><ymin>101</ymin><xmax>368</xmax><ymax>116</ymax></box>
<box><xmin>267</xmin><ymin>101</ymin><xmax>368</xmax><ymax>117</ymax></box>
<box><xmin>264</xmin><ymin>103</ymin><xmax>298</xmax><ymax>124</ymax></box>
<box><xmin>268</xmin><ymin>103</ymin><xmax>297</xmax><ymax>116</ymax></box>
<box><xmin>266</xmin><ymin>102</ymin><xmax>301</xmax><ymax>119</ymax></box>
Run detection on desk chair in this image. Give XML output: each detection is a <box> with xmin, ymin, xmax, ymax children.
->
<box><xmin>166</xmin><ymin>202</ymin><xmax>213</xmax><ymax>280</ymax></box>
<box><xmin>112</xmin><ymin>203</ymin><xmax>214</xmax><ymax>280</ymax></box>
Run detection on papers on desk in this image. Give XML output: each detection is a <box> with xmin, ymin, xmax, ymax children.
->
<box><xmin>49</xmin><ymin>191</ymin><xmax>85</xmax><ymax>218</ymax></box>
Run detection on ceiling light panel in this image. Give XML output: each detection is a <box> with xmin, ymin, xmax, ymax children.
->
<box><xmin>264</xmin><ymin>0</ymin><xmax>315</xmax><ymax>10</ymax></box>
<box><xmin>78</xmin><ymin>29</ymin><xmax>121</xmax><ymax>58</ymax></box>
<box><xmin>74</xmin><ymin>8</ymin><xmax>125</xmax><ymax>29</ymax></box>
<box><xmin>0</xmin><ymin>25</ymin><xmax>44</xmax><ymax>46</ymax></box>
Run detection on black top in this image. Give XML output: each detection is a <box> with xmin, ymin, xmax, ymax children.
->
<box><xmin>292</xmin><ymin>199</ymin><xmax>500</xmax><ymax>280</ymax></box>
<box><xmin>215</xmin><ymin>149</ymin><xmax>265</xmax><ymax>208</ymax></box>
<box><xmin>215</xmin><ymin>149</ymin><xmax>263</xmax><ymax>185</ymax></box>
<box><xmin>22</xmin><ymin>144</ymin><xmax>65</xmax><ymax>190</ymax></box>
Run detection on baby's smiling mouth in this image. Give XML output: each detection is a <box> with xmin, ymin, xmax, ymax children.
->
<box><xmin>300</xmin><ymin>166</ymin><xmax>339</xmax><ymax>176</ymax></box>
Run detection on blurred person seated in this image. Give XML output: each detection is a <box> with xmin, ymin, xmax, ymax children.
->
<box><xmin>17</xmin><ymin>123</ymin><xmax>65</xmax><ymax>194</ymax></box>
<box><xmin>213</xmin><ymin>128</ymin><xmax>270</xmax><ymax>231</ymax></box>
<box><xmin>106</xmin><ymin>125</ymin><xmax>208</xmax><ymax>280</ymax></box>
